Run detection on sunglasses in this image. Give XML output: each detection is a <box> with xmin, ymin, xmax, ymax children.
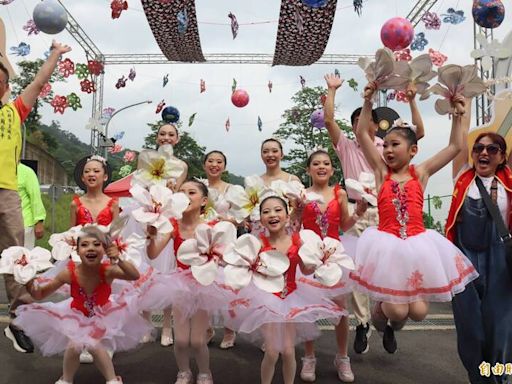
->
<box><xmin>472</xmin><ymin>143</ymin><xmax>502</xmax><ymax>155</ymax></box>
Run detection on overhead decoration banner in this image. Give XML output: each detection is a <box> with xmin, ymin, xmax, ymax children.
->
<box><xmin>272</xmin><ymin>0</ymin><xmax>338</xmax><ymax>66</ymax></box>
<box><xmin>141</xmin><ymin>0</ymin><xmax>205</xmax><ymax>62</ymax></box>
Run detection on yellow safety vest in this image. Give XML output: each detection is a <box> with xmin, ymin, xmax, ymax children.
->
<box><xmin>0</xmin><ymin>102</ymin><xmax>22</xmax><ymax>190</ymax></box>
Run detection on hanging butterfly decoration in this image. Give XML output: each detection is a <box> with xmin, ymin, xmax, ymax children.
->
<box><xmin>228</xmin><ymin>12</ymin><xmax>239</xmax><ymax>39</ymax></box>
<box><xmin>268</xmin><ymin>81</ymin><xmax>273</xmax><ymax>93</ymax></box>
<box><xmin>225</xmin><ymin>118</ymin><xmax>231</xmax><ymax>132</ymax></box>
<box><xmin>115</xmin><ymin>76</ymin><xmax>127</xmax><ymax>89</ymax></box>
<box><xmin>155</xmin><ymin>100</ymin><xmax>166</xmax><ymax>114</ymax></box>
<box><xmin>112</xmin><ymin>131</ymin><xmax>125</xmax><ymax>142</ymax></box>
<box><xmin>334</xmin><ymin>69</ymin><xmax>341</xmax><ymax>78</ymax></box>
<box><xmin>39</xmin><ymin>83</ymin><xmax>52</xmax><ymax>98</ymax></box>
<box><xmin>128</xmin><ymin>67</ymin><xmax>136</xmax><ymax>81</ymax></box>
<box><xmin>347</xmin><ymin>78</ymin><xmax>358</xmax><ymax>92</ymax></box>
<box><xmin>353</xmin><ymin>0</ymin><xmax>363</xmax><ymax>15</ymax></box>
<box><xmin>101</xmin><ymin>107</ymin><xmax>116</xmax><ymax>122</ymax></box>
<box><xmin>50</xmin><ymin>95</ymin><xmax>68</xmax><ymax>114</ymax></box>
<box><xmin>67</xmin><ymin>93</ymin><xmax>82</xmax><ymax>111</ymax></box>
<box><xmin>80</xmin><ymin>79</ymin><xmax>96</xmax><ymax>94</ymax></box>
<box><xmin>23</xmin><ymin>20</ymin><xmax>40</xmax><ymax>36</ymax></box>
<box><xmin>200</xmin><ymin>79</ymin><xmax>206</xmax><ymax>93</ymax></box>
<box><xmin>300</xmin><ymin>75</ymin><xmax>306</xmax><ymax>89</ymax></box>
<box><xmin>387</xmin><ymin>92</ymin><xmax>396</xmax><ymax>102</ymax></box>
<box><xmin>177</xmin><ymin>8</ymin><xmax>188</xmax><ymax>34</ymax></box>
<box><xmin>163</xmin><ymin>74</ymin><xmax>169</xmax><ymax>87</ymax></box>
<box><xmin>10</xmin><ymin>42</ymin><xmax>30</xmax><ymax>57</ymax></box>
<box><xmin>75</xmin><ymin>63</ymin><xmax>90</xmax><ymax>79</ymax></box>
<box><xmin>441</xmin><ymin>8</ymin><xmax>466</xmax><ymax>25</ymax></box>
<box><xmin>58</xmin><ymin>58</ymin><xmax>75</xmax><ymax>78</ymax></box>
<box><xmin>0</xmin><ymin>0</ymin><xmax>15</xmax><ymax>4</ymax></box>
<box><xmin>111</xmin><ymin>0</ymin><xmax>128</xmax><ymax>19</ymax></box>
<box><xmin>428</xmin><ymin>48</ymin><xmax>448</xmax><ymax>67</ymax></box>
<box><xmin>188</xmin><ymin>113</ymin><xmax>197</xmax><ymax>127</ymax></box>
<box><xmin>232</xmin><ymin>78</ymin><xmax>237</xmax><ymax>93</ymax></box>
<box><xmin>411</xmin><ymin>32</ymin><xmax>428</xmax><ymax>51</ymax></box>
<box><xmin>87</xmin><ymin>60</ymin><xmax>104</xmax><ymax>76</ymax></box>
<box><xmin>257</xmin><ymin>116</ymin><xmax>263</xmax><ymax>132</ymax></box>
<box><xmin>422</xmin><ymin>11</ymin><xmax>441</xmax><ymax>30</ymax></box>
<box><xmin>294</xmin><ymin>5</ymin><xmax>305</xmax><ymax>33</ymax></box>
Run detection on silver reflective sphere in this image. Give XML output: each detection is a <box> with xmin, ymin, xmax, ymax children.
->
<box><xmin>33</xmin><ymin>0</ymin><xmax>68</xmax><ymax>35</ymax></box>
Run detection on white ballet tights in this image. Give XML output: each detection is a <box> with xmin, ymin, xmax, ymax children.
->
<box><xmin>260</xmin><ymin>324</ymin><xmax>296</xmax><ymax>384</ymax></box>
<box><xmin>62</xmin><ymin>343</ymin><xmax>116</xmax><ymax>382</ymax></box>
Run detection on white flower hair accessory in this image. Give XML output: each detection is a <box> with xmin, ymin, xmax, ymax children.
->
<box><xmin>86</xmin><ymin>155</ymin><xmax>107</xmax><ymax>166</ymax></box>
<box><xmin>0</xmin><ymin>247</ymin><xmax>54</xmax><ymax>285</ymax></box>
<box><xmin>390</xmin><ymin>118</ymin><xmax>417</xmax><ymax>133</ymax></box>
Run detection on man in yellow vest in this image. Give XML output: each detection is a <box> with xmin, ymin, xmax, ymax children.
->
<box><xmin>0</xmin><ymin>40</ymin><xmax>71</xmax><ymax>353</ymax></box>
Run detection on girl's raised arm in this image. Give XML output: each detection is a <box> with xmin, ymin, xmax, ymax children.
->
<box><xmin>106</xmin><ymin>244</ymin><xmax>140</xmax><ymax>281</ymax></box>
<box><xmin>146</xmin><ymin>225</ymin><xmax>173</xmax><ymax>260</ymax></box>
<box><xmin>27</xmin><ymin>269</ymin><xmax>70</xmax><ymax>300</ymax></box>
<box><xmin>452</xmin><ymin>97</ymin><xmax>473</xmax><ymax>179</ymax></box>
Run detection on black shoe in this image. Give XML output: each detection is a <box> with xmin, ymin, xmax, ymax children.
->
<box><xmin>4</xmin><ymin>325</ymin><xmax>34</xmax><ymax>353</ymax></box>
<box><xmin>353</xmin><ymin>323</ymin><xmax>371</xmax><ymax>354</ymax></box>
<box><xmin>383</xmin><ymin>325</ymin><xmax>397</xmax><ymax>354</ymax></box>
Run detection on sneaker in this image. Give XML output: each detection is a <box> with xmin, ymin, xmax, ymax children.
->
<box><xmin>196</xmin><ymin>372</ymin><xmax>213</xmax><ymax>384</ymax></box>
<box><xmin>390</xmin><ymin>319</ymin><xmax>407</xmax><ymax>331</ymax></box>
<box><xmin>79</xmin><ymin>349</ymin><xmax>94</xmax><ymax>364</ymax></box>
<box><xmin>175</xmin><ymin>371</ymin><xmax>193</xmax><ymax>384</ymax></box>
<box><xmin>106</xmin><ymin>377</ymin><xmax>123</xmax><ymax>384</ymax></box>
<box><xmin>383</xmin><ymin>325</ymin><xmax>397</xmax><ymax>354</ymax></box>
<box><xmin>300</xmin><ymin>356</ymin><xmax>316</xmax><ymax>382</ymax></box>
<box><xmin>334</xmin><ymin>355</ymin><xmax>354</xmax><ymax>383</ymax></box>
<box><xmin>219</xmin><ymin>332</ymin><xmax>236</xmax><ymax>350</ymax></box>
<box><xmin>4</xmin><ymin>325</ymin><xmax>34</xmax><ymax>353</ymax></box>
<box><xmin>206</xmin><ymin>327</ymin><xmax>215</xmax><ymax>345</ymax></box>
<box><xmin>161</xmin><ymin>327</ymin><xmax>174</xmax><ymax>347</ymax></box>
<box><xmin>353</xmin><ymin>323</ymin><xmax>371</xmax><ymax>354</ymax></box>
<box><xmin>370</xmin><ymin>302</ymin><xmax>387</xmax><ymax>333</ymax></box>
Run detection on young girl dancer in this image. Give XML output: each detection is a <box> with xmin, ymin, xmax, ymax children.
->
<box><xmin>14</xmin><ymin>226</ymin><xmax>149</xmax><ymax>384</ymax></box>
<box><xmin>155</xmin><ymin>123</ymin><xmax>188</xmax><ymax>191</ymax></box>
<box><xmin>351</xmin><ymin>84</ymin><xmax>478</xmax><ymax>353</ymax></box>
<box><xmin>228</xmin><ymin>196</ymin><xmax>347</xmax><ymax>384</ymax></box>
<box><xmin>299</xmin><ymin>149</ymin><xmax>367</xmax><ymax>382</ymax></box>
<box><xmin>259</xmin><ymin>138</ymin><xmax>301</xmax><ymax>185</ymax></box>
<box><xmin>147</xmin><ymin>180</ymin><xmax>219</xmax><ymax>384</ymax></box>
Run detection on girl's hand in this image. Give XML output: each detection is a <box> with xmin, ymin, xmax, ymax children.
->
<box><xmin>355</xmin><ymin>199</ymin><xmax>368</xmax><ymax>217</ymax></box>
<box><xmin>147</xmin><ymin>225</ymin><xmax>158</xmax><ymax>239</ymax></box>
<box><xmin>106</xmin><ymin>244</ymin><xmax>120</xmax><ymax>261</ymax></box>
<box><xmin>406</xmin><ymin>83</ymin><xmax>417</xmax><ymax>101</ymax></box>
<box><xmin>324</xmin><ymin>74</ymin><xmax>344</xmax><ymax>90</ymax></box>
<box><xmin>166</xmin><ymin>179</ymin><xmax>177</xmax><ymax>191</ymax></box>
<box><xmin>26</xmin><ymin>278</ymin><xmax>39</xmax><ymax>297</ymax></box>
<box><xmin>50</xmin><ymin>40</ymin><xmax>72</xmax><ymax>55</ymax></box>
<box><xmin>363</xmin><ymin>82</ymin><xmax>377</xmax><ymax>101</ymax></box>
<box><xmin>451</xmin><ymin>94</ymin><xmax>466</xmax><ymax>116</ymax></box>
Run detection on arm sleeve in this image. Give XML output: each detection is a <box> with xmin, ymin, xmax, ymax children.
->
<box><xmin>13</xmin><ymin>97</ymin><xmax>32</xmax><ymax>123</ymax></box>
<box><xmin>26</xmin><ymin>169</ymin><xmax>46</xmax><ymax>225</ymax></box>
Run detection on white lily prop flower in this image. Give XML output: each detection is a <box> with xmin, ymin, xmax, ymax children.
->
<box><xmin>298</xmin><ymin>230</ymin><xmax>355</xmax><ymax>287</ymax></box>
<box><xmin>0</xmin><ymin>246</ymin><xmax>54</xmax><ymax>284</ymax></box>
<box><xmin>48</xmin><ymin>225</ymin><xmax>83</xmax><ymax>262</ymax></box>
<box><xmin>471</xmin><ymin>34</ymin><xmax>512</xmax><ymax>72</ymax></box>
<box><xmin>130</xmin><ymin>184</ymin><xmax>190</xmax><ymax>234</ymax></box>
<box><xmin>394</xmin><ymin>54</ymin><xmax>437</xmax><ymax>96</ymax></box>
<box><xmin>420</xmin><ymin>64</ymin><xmax>487</xmax><ymax>115</ymax></box>
<box><xmin>202</xmin><ymin>187</ymin><xmax>220</xmax><ymax>221</ymax></box>
<box><xmin>345</xmin><ymin>172</ymin><xmax>377</xmax><ymax>206</ymax></box>
<box><xmin>358</xmin><ymin>48</ymin><xmax>410</xmax><ymax>99</ymax></box>
<box><xmin>131</xmin><ymin>144</ymin><xmax>186</xmax><ymax>188</ymax></box>
<box><xmin>223</xmin><ymin>234</ymin><xmax>290</xmax><ymax>293</ymax></box>
<box><xmin>177</xmin><ymin>221</ymin><xmax>237</xmax><ymax>286</ymax></box>
<box><xmin>225</xmin><ymin>176</ymin><xmax>271</xmax><ymax>222</ymax></box>
<box><xmin>111</xmin><ymin>233</ymin><xmax>146</xmax><ymax>268</ymax></box>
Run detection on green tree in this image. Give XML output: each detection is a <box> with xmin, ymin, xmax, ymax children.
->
<box><xmin>272</xmin><ymin>86</ymin><xmax>353</xmax><ymax>186</ymax></box>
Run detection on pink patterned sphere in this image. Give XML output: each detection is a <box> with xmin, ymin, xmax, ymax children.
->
<box><xmin>231</xmin><ymin>89</ymin><xmax>250</xmax><ymax>108</ymax></box>
<box><xmin>380</xmin><ymin>17</ymin><xmax>415</xmax><ymax>51</ymax></box>
<box><xmin>310</xmin><ymin>109</ymin><xmax>325</xmax><ymax>129</ymax></box>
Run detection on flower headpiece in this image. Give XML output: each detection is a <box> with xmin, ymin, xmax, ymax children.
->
<box><xmin>390</xmin><ymin>118</ymin><xmax>417</xmax><ymax>134</ymax></box>
<box><xmin>86</xmin><ymin>154</ymin><xmax>108</xmax><ymax>166</ymax></box>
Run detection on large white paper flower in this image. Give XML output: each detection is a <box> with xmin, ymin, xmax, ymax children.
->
<box><xmin>344</xmin><ymin>172</ymin><xmax>377</xmax><ymax>206</ymax></box>
<box><xmin>223</xmin><ymin>234</ymin><xmax>290</xmax><ymax>293</ymax></box>
<box><xmin>112</xmin><ymin>233</ymin><xmax>146</xmax><ymax>268</ymax></box>
<box><xmin>130</xmin><ymin>184</ymin><xmax>190</xmax><ymax>233</ymax></box>
<box><xmin>298</xmin><ymin>230</ymin><xmax>355</xmax><ymax>287</ymax></box>
<box><xmin>471</xmin><ymin>34</ymin><xmax>512</xmax><ymax>72</ymax></box>
<box><xmin>225</xmin><ymin>176</ymin><xmax>271</xmax><ymax>222</ymax></box>
<box><xmin>0</xmin><ymin>246</ymin><xmax>54</xmax><ymax>284</ymax></box>
<box><xmin>177</xmin><ymin>221</ymin><xmax>237</xmax><ymax>286</ymax></box>
<box><xmin>48</xmin><ymin>225</ymin><xmax>83</xmax><ymax>262</ymax></box>
<box><xmin>131</xmin><ymin>144</ymin><xmax>186</xmax><ymax>188</ymax></box>
<box><xmin>394</xmin><ymin>54</ymin><xmax>437</xmax><ymax>95</ymax></box>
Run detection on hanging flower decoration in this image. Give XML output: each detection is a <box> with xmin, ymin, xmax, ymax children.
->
<box><xmin>421</xmin><ymin>11</ymin><xmax>441</xmax><ymax>30</ymax></box>
<box><xmin>223</xmin><ymin>234</ymin><xmax>290</xmax><ymax>292</ymax></box>
<box><xmin>58</xmin><ymin>58</ymin><xmax>75</xmax><ymax>78</ymax></box>
<box><xmin>177</xmin><ymin>221</ymin><xmax>237</xmax><ymax>286</ymax></box>
<box><xmin>10</xmin><ymin>42</ymin><xmax>30</xmax><ymax>57</ymax></box>
<box><xmin>387</xmin><ymin>91</ymin><xmax>396</xmax><ymax>102</ymax></box>
<box><xmin>395</xmin><ymin>90</ymin><xmax>409</xmax><ymax>102</ymax></box>
<box><xmin>200</xmin><ymin>79</ymin><xmax>206</xmax><ymax>93</ymax></box>
<box><xmin>131</xmin><ymin>144</ymin><xmax>186</xmax><ymax>188</ymax></box>
<box><xmin>80</xmin><ymin>79</ymin><xmax>96</xmax><ymax>94</ymax></box>
<box><xmin>67</xmin><ymin>93</ymin><xmax>82</xmax><ymax>111</ymax></box>
<box><xmin>470</xmin><ymin>34</ymin><xmax>512</xmax><ymax>72</ymax></box>
<box><xmin>228</xmin><ymin>12</ymin><xmax>239</xmax><ymax>39</ymax></box>
<box><xmin>421</xmin><ymin>64</ymin><xmax>487</xmax><ymax>115</ymax></box>
<box><xmin>39</xmin><ymin>83</ymin><xmax>52</xmax><ymax>98</ymax></box>
<box><xmin>441</xmin><ymin>8</ymin><xmax>466</xmax><ymax>24</ymax></box>
<box><xmin>50</xmin><ymin>95</ymin><xmax>68</xmax><ymax>114</ymax></box>
<box><xmin>128</xmin><ymin>67</ymin><xmax>136</xmax><ymax>81</ymax></box>
<box><xmin>0</xmin><ymin>246</ymin><xmax>53</xmax><ymax>285</ymax></box>
<box><xmin>0</xmin><ymin>0</ymin><xmax>15</xmax><ymax>5</ymax></box>
<box><xmin>48</xmin><ymin>225</ymin><xmax>84</xmax><ymax>262</ymax></box>
<box><xmin>225</xmin><ymin>176</ymin><xmax>272</xmax><ymax>222</ymax></box>
<box><xmin>353</xmin><ymin>0</ymin><xmax>363</xmax><ymax>15</ymax></box>
<box><xmin>99</xmin><ymin>107</ymin><xmax>116</xmax><ymax>125</ymax></box>
<box><xmin>231</xmin><ymin>78</ymin><xmax>237</xmax><ymax>93</ymax></box>
<box><xmin>155</xmin><ymin>100</ymin><xmax>165</xmax><ymax>114</ymax></box>
<box><xmin>115</xmin><ymin>76</ymin><xmax>127</xmax><ymax>89</ymax></box>
<box><xmin>108</xmin><ymin>144</ymin><xmax>123</xmax><ymax>154</ymax></box>
<box><xmin>300</xmin><ymin>75</ymin><xmax>306</xmax><ymax>88</ymax></box>
<box><xmin>394</xmin><ymin>48</ymin><xmax>412</xmax><ymax>62</ymax></box>
<box><xmin>256</xmin><ymin>116</ymin><xmax>262</xmax><ymax>132</ymax></box>
<box><xmin>344</xmin><ymin>172</ymin><xmax>377</xmax><ymax>206</ymax></box>
<box><xmin>428</xmin><ymin>48</ymin><xmax>448</xmax><ymax>67</ymax></box>
<box><xmin>225</xmin><ymin>117</ymin><xmax>231</xmax><ymax>132</ymax></box>
<box><xmin>123</xmin><ymin>151</ymin><xmax>136</xmax><ymax>163</ymax></box>
<box><xmin>268</xmin><ymin>81</ymin><xmax>273</xmax><ymax>93</ymax></box>
<box><xmin>23</xmin><ymin>19</ymin><xmax>40</xmax><ymax>36</ymax></box>
<box><xmin>130</xmin><ymin>184</ymin><xmax>190</xmax><ymax>234</ymax></box>
<box><xmin>411</xmin><ymin>32</ymin><xmax>429</xmax><ymax>51</ymax></box>
<box><xmin>119</xmin><ymin>164</ymin><xmax>133</xmax><ymax>178</ymax></box>
<box><xmin>188</xmin><ymin>112</ymin><xmax>197</xmax><ymax>127</ymax></box>
<box><xmin>298</xmin><ymin>230</ymin><xmax>355</xmax><ymax>287</ymax></box>
<box><xmin>75</xmin><ymin>63</ymin><xmax>90</xmax><ymax>79</ymax></box>
<box><xmin>177</xmin><ymin>8</ymin><xmax>188</xmax><ymax>34</ymax></box>
<box><xmin>347</xmin><ymin>78</ymin><xmax>358</xmax><ymax>91</ymax></box>
<box><xmin>87</xmin><ymin>60</ymin><xmax>104</xmax><ymax>76</ymax></box>
<box><xmin>111</xmin><ymin>0</ymin><xmax>128</xmax><ymax>19</ymax></box>
<box><xmin>163</xmin><ymin>74</ymin><xmax>169</xmax><ymax>87</ymax></box>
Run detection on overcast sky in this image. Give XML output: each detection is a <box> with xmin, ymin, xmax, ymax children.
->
<box><xmin>3</xmin><ymin>0</ymin><xmax>512</xmax><ymax>206</ymax></box>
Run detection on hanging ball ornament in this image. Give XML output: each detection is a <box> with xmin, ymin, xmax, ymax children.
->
<box><xmin>231</xmin><ymin>89</ymin><xmax>250</xmax><ymax>108</ymax></box>
<box><xmin>161</xmin><ymin>106</ymin><xmax>180</xmax><ymax>123</ymax></box>
<box><xmin>301</xmin><ymin>0</ymin><xmax>328</xmax><ymax>8</ymax></box>
<box><xmin>380</xmin><ymin>17</ymin><xmax>415</xmax><ymax>51</ymax></box>
<box><xmin>310</xmin><ymin>109</ymin><xmax>325</xmax><ymax>129</ymax></box>
<box><xmin>33</xmin><ymin>0</ymin><xmax>68</xmax><ymax>35</ymax></box>
<box><xmin>472</xmin><ymin>0</ymin><xmax>505</xmax><ymax>29</ymax></box>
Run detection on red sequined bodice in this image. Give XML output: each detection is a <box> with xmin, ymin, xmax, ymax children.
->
<box><xmin>73</xmin><ymin>195</ymin><xmax>117</xmax><ymax>226</ymax></box>
<box><xmin>377</xmin><ymin>166</ymin><xmax>425</xmax><ymax>239</ymax></box>
<box><xmin>69</xmin><ymin>261</ymin><xmax>111</xmax><ymax>317</ymax></box>
<box><xmin>260</xmin><ymin>233</ymin><xmax>301</xmax><ymax>299</ymax></box>
<box><xmin>302</xmin><ymin>184</ymin><xmax>342</xmax><ymax>239</ymax></box>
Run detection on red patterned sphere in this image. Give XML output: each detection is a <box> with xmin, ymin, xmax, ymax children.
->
<box><xmin>231</xmin><ymin>89</ymin><xmax>250</xmax><ymax>108</ymax></box>
<box><xmin>380</xmin><ymin>17</ymin><xmax>415</xmax><ymax>51</ymax></box>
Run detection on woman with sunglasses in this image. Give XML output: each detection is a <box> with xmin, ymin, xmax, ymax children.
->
<box><xmin>447</xmin><ymin>102</ymin><xmax>512</xmax><ymax>384</ymax></box>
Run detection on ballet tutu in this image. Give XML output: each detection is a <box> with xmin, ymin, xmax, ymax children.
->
<box><xmin>350</xmin><ymin>227</ymin><xmax>478</xmax><ymax>304</ymax></box>
<box><xmin>14</xmin><ymin>294</ymin><xmax>151</xmax><ymax>356</ymax></box>
<box><xmin>223</xmin><ymin>282</ymin><xmax>347</xmax><ymax>352</ymax></box>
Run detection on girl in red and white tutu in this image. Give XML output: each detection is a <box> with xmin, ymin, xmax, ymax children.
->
<box><xmin>14</xmin><ymin>226</ymin><xmax>150</xmax><ymax>384</ymax></box>
<box><xmin>351</xmin><ymin>83</ymin><xmax>478</xmax><ymax>353</ymax></box>
<box><xmin>224</xmin><ymin>195</ymin><xmax>347</xmax><ymax>384</ymax></box>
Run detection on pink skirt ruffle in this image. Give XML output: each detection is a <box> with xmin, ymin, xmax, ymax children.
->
<box><xmin>351</xmin><ymin>227</ymin><xmax>478</xmax><ymax>304</ymax></box>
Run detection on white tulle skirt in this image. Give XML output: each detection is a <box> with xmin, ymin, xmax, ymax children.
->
<box><xmin>351</xmin><ymin>227</ymin><xmax>478</xmax><ymax>304</ymax></box>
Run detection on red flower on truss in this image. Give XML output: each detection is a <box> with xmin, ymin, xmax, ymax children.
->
<box><xmin>39</xmin><ymin>83</ymin><xmax>52</xmax><ymax>98</ymax></box>
<box><xmin>87</xmin><ymin>60</ymin><xmax>104</xmax><ymax>76</ymax></box>
<box><xmin>50</xmin><ymin>95</ymin><xmax>68</xmax><ymax>114</ymax></box>
<box><xmin>80</xmin><ymin>79</ymin><xmax>97</xmax><ymax>94</ymax></box>
<box><xmin>58</xmin><ymin>58</ymin><xmax>75</xmax><ymax>78</ymax></box>
<box><xmin>111</xmin><ymin>0</ymin><xmax>128</xmax><ymax>19</ymax></box>
<box><xmin>394</xmin><ymin>48</ymin><xmax>412</xmax><ymax>62</ymax></box>
<box><xmin>428</xmin><ymin>48</ymin><xmax>448</xmax><ymax>67</ymax></box>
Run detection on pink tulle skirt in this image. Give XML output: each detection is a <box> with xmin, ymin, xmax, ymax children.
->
<box><xmin>351</xmin><ymin>227</ymin><xmax>478</xmax><ymax>304</ymax></box>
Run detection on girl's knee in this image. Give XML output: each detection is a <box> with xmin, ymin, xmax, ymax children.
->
<box><xmin>264</xmin><ymin>349</ymin><xmax>280</xmax><ymax>363</ymax></box>
<box><xmin>190</xmin><ymin>335</ymin><xmax>206</xmax><ymax>351</ymax></box>
<box><xmin>408</xmin><ymin>302</ymin><xmax>429</xmax><ymax>321</ymax></box>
